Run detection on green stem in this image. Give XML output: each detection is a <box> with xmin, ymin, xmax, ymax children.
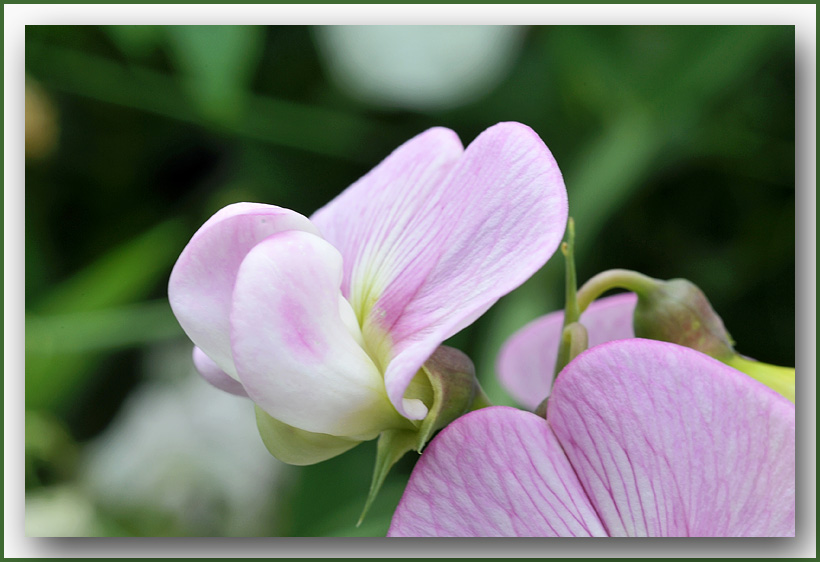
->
<box><xmin>562</xmin><ymin>218</ymin><xmax>580</xmax><ymax>327</ymax></box>
<box><xmin>576</xmin><ymin>269</ymin><xmax>658</xmax><ymax>313</ymax></box>
<box><xmin>553</xmin><ymin>219</ymin><xmax>582</xmax><ymax>379</ymax></box>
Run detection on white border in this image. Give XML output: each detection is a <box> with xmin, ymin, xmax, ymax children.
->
<box><xmin>7</xmin><ymin>3</ymin><xmax>816</xmax><ymax>558</ymax></box>
<box><xmin>3</xmin><ymin>3</ymin><xmax>819</xmax><ymax>25</ymax></box>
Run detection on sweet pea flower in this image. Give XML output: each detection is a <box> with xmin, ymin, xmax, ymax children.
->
<box><xmin>168</xmin><ymin>122</ymin><xmax>568</xmax><ymax>464</ymax></box>
<box><xmin>389</xmin><ymin>338</ymin><xmax>795</xmax><ymax>537</ymax></box>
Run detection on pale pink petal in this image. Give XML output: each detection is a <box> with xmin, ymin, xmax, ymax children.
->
<box><xmin>315</xmin><ymin>123</ymin><xmax>567</xmax><ymax>418</ymax></box>
<box><xmin>168</xmin><ymin>203</ymin><xmax>319</xmax><ymax>380</ymax></box>
<box><xmin>388</xmin><ymin>407</ymin><xmax>607</xmax><ymax>537</ymax></box>
<box><xmin>548</xmin><ymin>339</ymin><xmax>795</xmax><ymax>537</ymax></box>
<box><xmin>192</xmin><ymin>346</ymin><xmax>248</xmax><ymax>397</ymax></box>
<box><xmin>229</xmin><ymin>230</ymin><xmax>407</xmax><ymax>440</ymax></box>
<box><xmin>497</xmin><ymin>292</ymin><xmax>637</xmax><ymax>409</ymax></box>
<box><xmin>311</xmin><ymin>126</ymin><xmax>463</xmax><ymax>314</ymax></box>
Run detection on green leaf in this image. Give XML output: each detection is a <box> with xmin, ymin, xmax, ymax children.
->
<box><xmin>164</xmin><ymin>25</ymin><xmax>264</xmax><ymax>126</ymax></box>
<box><xmin>34</xmin><ymin>219</ymin><xmax>187</xmax><ymax>315</ymax></box>
<box><xmin>25</xmin><ymin>302</ymin><xmax>183</xmax><ymax>410</ymax></box>
<box><xmin>26</xmin><ymin>42</ymin><xmax>395</xmax><ymax>163</ymax></box>
<box><xmin>25</xmin><ymin>220</ymin><xmax>188</xmax><ymax>411</ymax></box>
<box><xmin>104</xmin><ymin>25</ymin><xmax>162</xmax><ymax>59</ymax></box>
<box><xmin>25</xmin><ymin>301</ymin><xmax>181</xmax><ymax>355</ymax></box>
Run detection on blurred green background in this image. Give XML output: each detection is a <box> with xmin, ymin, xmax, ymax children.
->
<box><xmin>24</xmin><ymin>25</ymin><xmax>795</xmax><ymax>537</ymax></box>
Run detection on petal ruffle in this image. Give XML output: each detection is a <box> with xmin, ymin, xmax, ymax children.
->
<box><xmin>497</xmin><ymin>292</ymin><xmax>637</xmax><ymax>409</ymax></box>
<box><xmin>168</xmin><ymin>203</ymin><xmax>319</xmax><ymax>380</ymax></box>
<box><xmin>229</xmin><ymin>230</ymin><xmax>408</xmax><ymax>439</ymax></box>
<box><xmin>315</xmin><ymin>122</ymin><xmax>567</xmax><ymax>418</ymax></box>
<box><xmin>388</xmin><ymin>407</ymin><xmax>607</xmax><ymax>537</ymax></box>
<box><xmin>192</xmin><ymin>346</ymin><xmax>248</xmax><ymax>397</ymax></box>
<box><xmin>548</xmin><ymin>339</ymin><xmax>795</xmax><ymax>537</ymax></box>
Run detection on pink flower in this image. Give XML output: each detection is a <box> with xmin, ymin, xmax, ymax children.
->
<box><xmin>168</xmin><ymin>122</ymin><xmax>568</xmax><ymax>463</ymax></box>
<box><xmin>389</xmin><ymin>338</ymin><xmax>795</xmax><ymax>537</ymax></box>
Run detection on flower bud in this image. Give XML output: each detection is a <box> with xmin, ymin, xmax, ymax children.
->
<box><xmin>575</xmin><ymin>270</ymin><xmax>793</xmax><ymax>403</ymax></box>
<box><xmin>633</xmin><ymin>278</ymin><xmax>735</xmax><ymax>361</ymax></box>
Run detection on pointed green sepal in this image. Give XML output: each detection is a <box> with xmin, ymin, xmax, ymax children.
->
<box><xmin>358</xmin><ymin>344</ymin><xmax>489</xmax><ymax>525</ymax></box>
<box><xmin>357</xmin><ymin>428</ymin><xmax>417</xmax><ymax>526</ymax></box>
<box><xmin>255</xmin><ymin>406</ymin><xmax>361</xmax><ymax>465</ymax></box>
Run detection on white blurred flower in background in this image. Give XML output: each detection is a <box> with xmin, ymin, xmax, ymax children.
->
<box><xmin>80</xmin><ymin>341</ymin><xmax>291</xmax><ymax>536</ymax></box>
<box><xmin>313</xmin><ymin>26</ymin><xmax>524</xmax><ymax>111</ymax></box>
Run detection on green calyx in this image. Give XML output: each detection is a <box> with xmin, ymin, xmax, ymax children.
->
<box><xmin>358</xmin><ymin>345</ymin><xmax>490</xmax><ymax>525</ymax></box>
<box><xmin>632</xmin><ymin>278</ymin><xmax>736</xmax><ymax>362</ymax></box>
